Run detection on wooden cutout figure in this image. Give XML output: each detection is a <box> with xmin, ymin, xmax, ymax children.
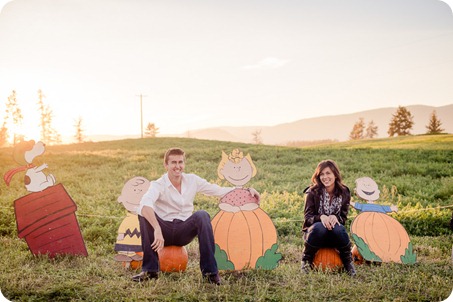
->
<box><xmin>114</xmin><ymin>176</ymin><xmax>150</xmax><ymax>269</ymax></box>
<box><xmin>3</xmin><ymin>140</ymin><xmax>87</xmax><ymax>257</ymax></box>
<box><xmin>350</xmin><ymin>177</ymin><xmax>416</xmax><ymax>264</ymax></box>
<box><xmin>211</xmin><ymin>149</ymin><xmax>281</xmax><ymax>270</ymax></box>
<box><xmin>4</xmin><ymin>140</ymin><xmax>56</xmax><ymax>192</ymax></box>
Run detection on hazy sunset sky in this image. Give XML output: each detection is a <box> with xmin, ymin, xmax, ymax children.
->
<box><xmin>1</xmin><ymin>0</ymin><xmax>453</xmax><ymax>142</ymax></box>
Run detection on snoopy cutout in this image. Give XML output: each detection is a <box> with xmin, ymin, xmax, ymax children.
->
<box><xmin>3</xmin><ymin>139</ymin><xmax>87</xmax><ymax>257</ymax></box>
<box><xmin>4</xmin><ymin>140</ymin><xmax>56</xmax><ymax>192</ymax></box>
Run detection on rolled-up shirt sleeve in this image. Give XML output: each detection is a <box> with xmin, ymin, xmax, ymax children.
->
<box><xmin>137</xmin><ymin>181</ymin><xmax>161</xmax><ymax>216</ymax></box>
<box><xmin>194</xmin><ymin>174</ymin><xmax>233</xmax><ymax>197</ymax></box>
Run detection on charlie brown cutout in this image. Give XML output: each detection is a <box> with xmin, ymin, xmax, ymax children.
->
<box><xmin>350</xmin><ymin>177</ymin><xmax>416</xmax><ymax>264</ymax></box>
<box><xmin>114</xmin><ymin>176</ymin><xmax>150</xmax><ymax>269</ymax></box>
<box><xmin>211</xmin><ymin>149</ymin><xmax>281</xmax><ymax>270</ymax></box>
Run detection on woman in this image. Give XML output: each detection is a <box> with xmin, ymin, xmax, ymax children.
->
<box><xmin>301</xmin><ymin>159</ymin><xmax>356</xmax><ymax>276</ymax></box>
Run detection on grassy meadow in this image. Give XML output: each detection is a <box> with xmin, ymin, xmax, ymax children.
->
<box><xmin>1</xmin><ymin>135</ymin><xmax>452</xmax><ymax>301</ymax></box>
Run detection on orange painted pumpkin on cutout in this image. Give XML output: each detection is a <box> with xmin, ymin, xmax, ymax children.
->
<box><xmin>313</xmin><ymin>248</ymin><xmax>343</xmax><ymax>271</ymax></box>
<box><xmin>211</xmin><ymin>208</ymin><xmax>277</xmax><ymax>270</ymax></box>
<box><xmin>351</xmin><ymin>212</ymin><xmax>410</xmax><ymax>263</ymax></box>
<box><xmin>158</xmin><ymin>246</ymin><xmax>188</xmax><ymax>272</ymax></box>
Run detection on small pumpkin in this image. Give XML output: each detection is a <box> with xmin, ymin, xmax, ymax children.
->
<box><xmin>158</xmin><ymin>245</ymin><xmax>188</xmax><ymax>272</ymax></box>
<box><xmin>313</xmin><ymin>248</ymin><xmax>343</xmax><ymax>271</ymax></box>
<box><xmin>351</xmin><ymin>245</ymin><xmax>364</xmax><ymax>265</ymax></box>
<box><xmin>120</xmin><ymin>252</ymin><xmax>143</xmax><ymax>270</ymax></box>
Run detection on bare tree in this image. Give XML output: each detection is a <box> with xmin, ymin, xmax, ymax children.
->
<box><xmin>37</xmin><ymin>89</ymin><xmax>61</xmax><ymax>144</ymax></box>
<box><xmin>1</xmin><ymin>90</ymin><xmax>24</xmax><ymax>145</ymax></box>
<box><xmin>74</xmin><ymin>116</ymin><xmax>85</xmax><ymax>143</ymax></box>
<box><xmin>425</xmin><ymin>110</ymin><xmax>444</xmax><ymax>134</ymax></box>
<box><xmin>144</xmin><ymin>122</ymin><xmax>159</xmax><ymax>138</ymax></box>
<box><xmin>388</xmin><ymin>106</ymin><xmax>414</xmax><ymax>137</ymax></box>
<box><xmin>252</xmin><ymin>129</ymin><xmax>263</xmax><ymax>144</ymax></box>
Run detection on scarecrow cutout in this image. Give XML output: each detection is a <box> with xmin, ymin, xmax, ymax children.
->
<box><xmin>114</xmin><ymin>176</ymin><xmax>149</xmax><ymax>269</ymax></box>
<box><xmin>350</xmin><ymin>177</ymin><xmax>416</xmax><ymax>264</ymax></box>
<box><xmin>211</xmin><ymin>149</ymin><xmax>281</xmax><ymax>270</ymax></box>
<box><xmin>3</xmin><ymin>140</ymin><xmax>87</xmax><ymax>257</ymax></box>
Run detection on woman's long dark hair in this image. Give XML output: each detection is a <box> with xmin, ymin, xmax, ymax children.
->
<box><xmin>310</xmin><ymin>159</ymin><xmax>348</xmax><ymax>197</ymax></box>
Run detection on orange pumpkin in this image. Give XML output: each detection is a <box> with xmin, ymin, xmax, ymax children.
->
<box><xmin>351</xmin><ymin>212</ymin><xmax>410</xmax><ymax>263</ymax></box>
<box><xmin>121</xmin><ymin>252</ymin><xmax>143</xmax><ymax>270</ymax></box>
<box><xmin>211</xmin><ymin>208</ymin><xmax>277</xmax><ymax>270</ymax></box>
<box><xmin>351</xmin><ymin>245</ymin><xmax>364</xmax><ymax>265</ymax></box>
<box><xmin>158</xmin><ymin>246</ymin><xmax>188</xmax><ymax>272</ymax></box>
<box><xmin>313</xmin><ymin>248</ymin><xmax>343</xmax><ymax>271</ymax></box>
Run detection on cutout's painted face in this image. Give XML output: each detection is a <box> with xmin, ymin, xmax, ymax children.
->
<box><xmin>221</xmin><ymin>158</ymin><xmax>253</xmax><ymax>186</ymax></box>
<box><xmin>118</xmin><ymin>177</ymin><xmax>150</xmax><ymax>212</ymax></box>
<box><xmin>355</xmin><ymin>177</ymin><xmax>380</xmax><ymax>201</ymax></box>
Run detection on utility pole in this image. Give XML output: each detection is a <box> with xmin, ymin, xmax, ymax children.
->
<box><xmin>136</xmin><ymin>94</ymin><xmax>147</xmax><ymax>138</ymax></box>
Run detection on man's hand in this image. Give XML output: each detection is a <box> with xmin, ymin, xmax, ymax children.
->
<box><xmin>248</xmin><ymin>188</ymin><xmax>260</xmax><ymax>201</ymax></box>
<box><xmin>142</xmin><ymin>206</ymin><xmax>164</xmax><ymax>252</ymax></box>
<box><xmin>151</xmin><ymin>229</ymin><xmax>164</xmax><ymax>252</ymax></box>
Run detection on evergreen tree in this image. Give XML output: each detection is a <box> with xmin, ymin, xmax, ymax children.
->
<box><xmin>425</xmin><ymin>110</ymin><xmax>444</xmax><ymax>134</ymax></box>
<box><xmin>388</xmin><ymin>106</ymin><xmax>414</xmax><ymax>137</ymax></box>
<box><xmin>349</xmin><ymin>118</ymin><xmax>365</xmax><ymax>140</ymax></box>
<box><xmin>365</xmin><ymin>120</ymin><xmax>378</xmax><ymax>139</ymax></box>
<box><xmin>144</xmin><ymin>122</ymin><xmax>159</xmax><ymax>138</ymax></box>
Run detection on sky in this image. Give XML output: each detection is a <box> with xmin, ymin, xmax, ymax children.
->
<box><xmin>0</xmin><ymin>0</ymin><xmax>453</xmax><ymax>143</ymax></box>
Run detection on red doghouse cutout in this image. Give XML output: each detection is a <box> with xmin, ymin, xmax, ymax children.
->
<box><xmin>4</xmin><ymin>140</ymin><xmax>87</xmax><ymax>258</ymax></box>
<box><xmin>14</xmin><ymin>183</ymin><xmax>88</xmax><ymax>257</ymax></box>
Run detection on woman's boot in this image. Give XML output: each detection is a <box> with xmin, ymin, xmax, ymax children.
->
<box><xmin>301</xmin><ymin>242</ymin><xmax>319</xmax><ymax>273</ymax></box>
<box><xmin>338</xmin><ymin>243</ymin><xmax>357</xmax><ymax>276</ymax></box>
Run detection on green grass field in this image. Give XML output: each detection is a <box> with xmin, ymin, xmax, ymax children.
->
<box><xmin>1</xmin><ymin>135</ymin><xmax>452</xmax><ymax>301</ymax></box>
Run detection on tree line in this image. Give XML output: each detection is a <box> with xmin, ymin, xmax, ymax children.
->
<box><xmin>1</xmin><ymin>92</ymin><xmax>446</xmax><ymax>147</ymax></box>
<box><xmin>349</xmin><ymin>106</ymin><xmax>445</xmax><ymax>140</ymax></box>
<box><xmin>0</xmin><ymin>89</ymin><xmax>86</xmax><ymax>147</ymax></box>
<box><xmin>0</xmin><ymin>89</ymin><xmax>162</xmax><ymax>147</ymax></box>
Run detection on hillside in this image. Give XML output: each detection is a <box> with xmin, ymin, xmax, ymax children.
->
<box><xmin>1</xmin><ymin>135</ymin><xmax>452</xmax><ymax>301</ymax></box>
<box><xmin>178</xmin><ymin>104</ymin><xmax>453</xmax><ymax>145</ymax></box>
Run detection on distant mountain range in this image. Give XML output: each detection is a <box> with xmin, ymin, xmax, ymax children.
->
<box><xmin>171</xmin><ymin>104</ymin><xmax>453</xmax><ymax>145</ymax></box>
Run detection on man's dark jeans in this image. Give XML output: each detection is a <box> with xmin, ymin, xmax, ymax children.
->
<box><xmin>139</xmin><ymin>210</ymin><xmax>217</xmax><ymax>275</ymax></box>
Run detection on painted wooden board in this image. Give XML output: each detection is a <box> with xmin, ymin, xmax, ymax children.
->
<box><xmin>350</xmin><ymin>177</ymin><xmax>416</xmax><ymax>264</ymax></box>
<box><xmin>114</xmin><ymin>176</ymin><xmax>149</xmax><ymax>269</ymax></box>
<box><xmin>212</xmin><ymin>149</ymin><xmax>281</xmax><ymax>270</ymax></box>
<box><xmin>4</xmin><ymin>140</ymin><xmax>56</xmax><ymax>192</ymax></box>
<box><xmin>14</xmin><ymin>183</ymin><xmax>88</xmax><ymax>257</ymax></box>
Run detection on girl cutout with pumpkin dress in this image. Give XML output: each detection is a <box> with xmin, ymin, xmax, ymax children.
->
<box><xmin>211</xmin><ymin>149</ymin><xmax>281</xmax><ymax>270</ymax></box>
<box><xmin>350</xmin><ymin>177</ymin><xmax>416</xmax><ymax>264</ymax></box>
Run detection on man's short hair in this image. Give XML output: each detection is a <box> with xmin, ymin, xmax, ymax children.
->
<box><xmin>164</xmin><ymin>148</ymin><xmax>185</xmax><ymax>164</ymax></box>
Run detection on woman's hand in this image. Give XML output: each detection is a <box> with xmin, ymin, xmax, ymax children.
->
<box><xmin>320</xmin><ymin>215</ymin><xmax>340</xmax><ymax>230</ymax></box>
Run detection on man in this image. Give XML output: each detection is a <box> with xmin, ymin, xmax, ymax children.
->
<box><xmin>132</xmin><ymin>147</ymin><xmax>260</xmax><ymax>285</ymax></box>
